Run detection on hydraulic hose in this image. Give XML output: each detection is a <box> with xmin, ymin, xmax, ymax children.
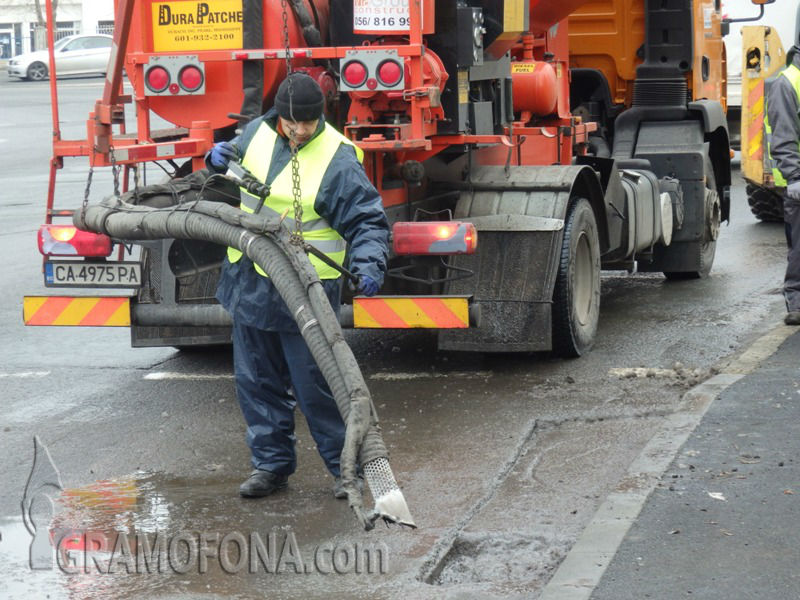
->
<box><xmin>75</xmin><ymin>195</ymin><xmax>414</xmax><ymax>529</ymax></box>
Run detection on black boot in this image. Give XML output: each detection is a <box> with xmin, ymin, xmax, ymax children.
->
<box><xmin>239</xmin><ymin>469</ymin><xmax>288</xmax><ymax>498</ymax></box>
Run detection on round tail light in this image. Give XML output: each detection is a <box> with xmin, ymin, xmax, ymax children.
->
<box><xmin>342</xmin><ymin>61</ymin><xmax>368</xmax><ymax>87</ymax></box>
<box><xmin>377</xmin><ymin>60</ymin><xmax>403</xmax><ymax>87</ymax></box>
<box><xmin>178</xmin><ymin>65</ymin><xmax>204</xmax><ymax>92</ymax></box>
<box><xmin>145</xmin><ymin>66</ymin><xmax>170</xmax><ymax>93</ymax></box>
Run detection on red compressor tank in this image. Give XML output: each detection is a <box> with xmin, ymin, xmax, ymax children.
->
<box><xmin>125</xmin><ymin>0</ymin><xmax>329</xmax><ymax>130</ymax></box>
<box><xmin>511</xmin><ymin>60</ymin><xmax>558</xmax><ymax>116</ymax></box>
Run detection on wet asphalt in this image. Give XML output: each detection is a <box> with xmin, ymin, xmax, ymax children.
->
<box><xmin>0</xmin><ymin>76</ymin><xmax>795</xmax><ymax>598</ymax></box>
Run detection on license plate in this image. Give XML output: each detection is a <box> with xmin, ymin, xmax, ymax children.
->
<box><xmin>44</xmin><ymin>261</ymin><xmax>142</xmax><ymax>288</ymax></box>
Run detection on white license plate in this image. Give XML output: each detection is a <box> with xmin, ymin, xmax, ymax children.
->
<box><xmin>44</xmin><ymin>261</ymin><xmax>142</xmax><ymax>288</ymax></box>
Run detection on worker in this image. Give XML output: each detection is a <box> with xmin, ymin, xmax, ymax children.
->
<box><xmin>766</xmin><ymin>37</ymin><xmax>800</xmax><ymax>325</ymax></box>
<box><xmin>206</xmin><ymin>72</ymin><xmax>389</xmax><ymax>498</ymax></box>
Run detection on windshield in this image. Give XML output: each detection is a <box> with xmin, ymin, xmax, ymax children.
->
<box><xmin>53</xmin><ymin>36</ymin><xmax>71</xmax><ymax>50</ymax></box>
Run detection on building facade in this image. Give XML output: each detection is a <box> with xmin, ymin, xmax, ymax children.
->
<box><xmin>0</xmin><ymin>0</ymin><xmax>114</xmax><ymax>59</ymax></box>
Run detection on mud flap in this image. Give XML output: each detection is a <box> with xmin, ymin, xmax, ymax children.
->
<box><xmin>439</xmin><ymin>229</ymin><xmax>561</xmax><ymax>352</ymax></box>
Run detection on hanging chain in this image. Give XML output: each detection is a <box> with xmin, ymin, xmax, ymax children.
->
<box><xmin>281</xmin><ymin>0</ymin><xmax>304</xmax><ymax>245</ymax></box>
<box><xmin>109</xmin><ymin>146</ymin><xmax>121</xmax><ymax>199</ymax></box>
<box><xmin>132</xmin><ymin>162</ymin><xmax>141</xmax><ymax>203</ymax></box>
<box><xmin>80</xmin><ymin>151</ymin><xmax>96</xmax><ymax>222</ymax></box>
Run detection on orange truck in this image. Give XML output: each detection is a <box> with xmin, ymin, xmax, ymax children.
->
<box><xmin>25</xmin><ymin>0</ymin><xmax>764</xmax><ymax>355</ymax></box>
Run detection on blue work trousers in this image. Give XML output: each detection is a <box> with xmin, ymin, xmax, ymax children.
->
<box><xmin>233</xmin><ymin>320</ymin><xmax>345</xmax><ymax>477</ymax></box>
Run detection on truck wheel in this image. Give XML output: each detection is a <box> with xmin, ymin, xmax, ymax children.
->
<box><xmin>746</xmin><ymin>183</ymin><xmax>784</xmax><ymax>223</ymax></box>
<box><xmin>27</xmin><ymin>62</ymin><xmax>48</xmax><ymax>81</ymax></box>
<box><xmin>552</xmin><ymin>198</ymin><xmax>601</xmax><ymax>357</ymax></box>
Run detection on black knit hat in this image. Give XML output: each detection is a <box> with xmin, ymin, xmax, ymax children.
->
<box><xmin>274</xmin><ymin>73</ymin><xmax>324</xmax><ymax>121</ymax></box>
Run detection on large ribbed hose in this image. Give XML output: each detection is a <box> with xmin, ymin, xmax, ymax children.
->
<box><xmin>75</xmin><ymin>197</ymin><xmax>413</xmax><ymax>529</ymax></box>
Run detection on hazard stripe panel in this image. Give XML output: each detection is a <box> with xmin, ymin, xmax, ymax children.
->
<box><xmin>353</xmin><ymin>296</ymin><xmax>469</xmax><ymax>329</ymax></box>
<box><xmin>746</xmin><ymin>79</ymin><xmax>764</xmax><ymax>160</ymax></box>
<box><xmin>23</xmin><ymin>296</ymin><xmax>130</xmax><ymax>327</ymax></box>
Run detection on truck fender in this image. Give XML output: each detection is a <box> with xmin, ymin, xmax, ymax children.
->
<box><xmin>689</xmin><ymin>99</ymin><xmax>732</xmax><ymax>218</ymax></box>
<box><xmin>454</xmin><ymin>164</ymin><xmax>609</xmax><ymax>251</ymax></box>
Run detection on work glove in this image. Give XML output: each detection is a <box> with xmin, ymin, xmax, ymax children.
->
<box><xmin>209</xmin><ymin>141</ymin><xmax>239</xmax><ymax>170</ymax></box>
<box><xmin>356</xmin><ymin>275</ymin><xmax>379</xmax><ymax>297</ymax></box>
<box><xmin>787</xmin><ymin>181</ymin><xmax>800</xmax><ymax>202</ymax></box>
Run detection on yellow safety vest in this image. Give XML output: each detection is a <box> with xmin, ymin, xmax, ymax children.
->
<box><xmin>226</xmin><ymin>121</ymin><xmax>364</xmax><ymax>279</ymax></box>
<box><xmin>765</xmin><ymin>63</ymin><xmax>800</xmax><ymax>188</ymax></box>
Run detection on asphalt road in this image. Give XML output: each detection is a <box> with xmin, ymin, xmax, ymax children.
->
<box><xmin>0</xmin><ymin>74</ymin><xmax>790</xmax><ymax>599</ymax></box>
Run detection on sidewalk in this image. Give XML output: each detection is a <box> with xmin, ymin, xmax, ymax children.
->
<box><xmin>590</xmin><ymin>327</ymin><xmax>800</xmax><ymax>599</ymax></box>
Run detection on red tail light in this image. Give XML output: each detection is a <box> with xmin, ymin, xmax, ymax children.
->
<box><xmin>178</xmin><ymin>65</ymin><xmax>204</xmax><ymax>92</ymax></box>
<box><xmin>145</xmin><ymin>66</ymin><xmax>170</xmax><ymax>93</ymax></box>
<box><xmin>38</xmin><ymin>225</ymin><xmax>113</xmax><ymax>257</ymax></box>
<box><xmin>377</xmin><ymin>60</ymin><xmax>403</xmax><ymax>87</ymax></box>
<box><xmin>392</xmin><ymin>222</ymin><xmax>478</xmax><ymax>255</ymax></box>
<box><xmin>342</xmin><ymin>61</ymin><xmax>368</xmax><ymax>87</ymax></box>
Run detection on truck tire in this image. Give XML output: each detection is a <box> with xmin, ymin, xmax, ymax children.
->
<box><xmin>746</xmin><ymin>183</ymin><xmax>784</xmax><ymax>223</ymax></box>
<box><xmin>552</xmin><ymin>198</ymin><xmax>601</xmax><ymax>357</ymax></box>
<box><xmin>27</xmin><ymin>62</ymin><xmax>48</xmax><ymax>81</ymax></box>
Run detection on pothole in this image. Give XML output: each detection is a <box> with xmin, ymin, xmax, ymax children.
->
<box><xmin>426</xmin><ymin>532</ymin><xmax>569</xmax><ymax>587</ymax></box>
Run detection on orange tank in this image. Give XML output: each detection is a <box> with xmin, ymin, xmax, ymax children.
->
<box><xmin>511</xmin><ymin>60</ymin><xmax>558</xmax><ymax>116</ymax></box>
<box><xmin>124</xmin><ymin>0</ymin><xmax>329</xmax><ymax>130</ymax></box>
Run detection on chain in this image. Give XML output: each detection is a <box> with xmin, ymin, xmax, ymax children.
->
<box><xmin>281</xmin><ymin>0</ymin><xmax>304</xmax><ymax>245</ymax></box>
<box><xmin>80</xmin><ymin>151</ymin><xmax>95</xmax><ymax>222</ymax></box>
<box><xmin>132</xmin><ymin>162</ymin><xmax>141</xmax><ymax>203</ymax></box>
<box><xmin>109</xmin><ymin>146</ymin><xmax>121</xmax><ymax>199</ymax></box>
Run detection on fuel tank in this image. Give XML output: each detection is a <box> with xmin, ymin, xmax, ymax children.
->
<box><xmin>125</xmin><ymin>0</ymin><xmax>329</xmax><ymax>130</ymax></box>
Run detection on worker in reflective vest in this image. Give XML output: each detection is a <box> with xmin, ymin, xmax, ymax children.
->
<box><xmin>766</xmin><ymin>38</ymin><xmax>800</xmax><ymax>325</ymax></box>
<box><xmin>207</xmin><ymin>73</ymin><xmax>389</xmax><ymax>498</ymax></box>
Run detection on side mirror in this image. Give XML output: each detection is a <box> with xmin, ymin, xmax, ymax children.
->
<box><xmin>751</xmin><ymin>0</ymin><xmax>775</xmax><ymax>5</ymax></box>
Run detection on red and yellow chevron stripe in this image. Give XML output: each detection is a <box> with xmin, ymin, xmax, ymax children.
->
<box><xmin>23</xmin><ymin>296</ymin><xmax>130</xmax><ymax>326</ymax></box>
<box><xmin>746</xmin><ymin>78</ymin><xmax>764</xmax><ymax>161</ymax></box>
<box><xmin>353</xmin><ymin>296</ymin><xmax>469</xmax><ymax>328</ymax></box>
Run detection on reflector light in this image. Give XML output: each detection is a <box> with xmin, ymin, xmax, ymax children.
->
<box><xmin>38</xmin><ymin>225</ymin><xmax>113</xmax><ymax>257</ymax></box>
<box><xmin>178</xmin><ymin>65</ymin><xmax>204</xmax><ymax>91</ymax></box>
<box><xmin>342</xmin><ymin>61</ymin><xmax>368</xmax><ymax>87</ymax></box>
<box><xmin>169</xmin><ymin>83</ymin><xmax>180</xmax><ymax>95</ymax></box>
<box><xmin>377</xmin><ymin>60</ymin><xmax>402</xmax><ymax>87</ymax></box>
<box><xmin>392</xmin><ymin>222</ymin><xmax>478</xmax><ymax>255</ymax></box>
<box><xmin>145</xmin><ymin>66</ymin><xmax>170</xmax><ymax>93</ymax></box>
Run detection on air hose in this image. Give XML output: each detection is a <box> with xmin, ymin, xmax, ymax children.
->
<box><xmin>75</xmin><ymin>193</ymin><xmax>415</xmax><ymax>530</ymax></box>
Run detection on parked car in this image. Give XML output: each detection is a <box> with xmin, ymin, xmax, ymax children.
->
<box><xmin>7</xmin><ymin>34</ymin><xmax>112</xmax><ymax>81</ymax></box>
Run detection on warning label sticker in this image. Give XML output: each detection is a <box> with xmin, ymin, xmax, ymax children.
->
<box><xmin>152</xmin><ymin>1</ymin><xmax>243</xmax><ymax>52</ymax></box>
<box><xmin>511</xmin><ymin>63</ymin><xmax>537</xmax><ymax>74</ymax></box>
<box><xmin>353</xmin><ymin>0</ymin><xmax>421</xmax><ymax>31</ymax></box>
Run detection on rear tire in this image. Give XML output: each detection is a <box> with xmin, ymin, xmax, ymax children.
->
<box><xmin>552</xmin><ymin>198</ymin><xmax>601</xmax><ymax>357</ymax></box>
<box><xmin>27</xmin><ymin>62</ymin><xmax>48</xmax><ymax>81</ymax></box>
<box><xmin>746</xmin><ymin>182</ymin><xmax>784</xmax><ymax>223</ymax></box>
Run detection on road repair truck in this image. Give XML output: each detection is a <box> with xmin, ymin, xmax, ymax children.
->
<box><xmin>24</xmin><ymin>0</ymin><xmax>768</xmax><ymax>356</ymax></box>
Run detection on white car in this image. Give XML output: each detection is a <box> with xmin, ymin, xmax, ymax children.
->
<box><xmin>7</xmin><ymin>34</ymin><xmax>113</xmax><ymax>81</ymax></box>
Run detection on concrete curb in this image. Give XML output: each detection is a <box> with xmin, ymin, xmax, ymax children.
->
<box><xmin>538</xmin><ymin>323</ymin><xmax>799</xmax><ymax>600</ymax></box>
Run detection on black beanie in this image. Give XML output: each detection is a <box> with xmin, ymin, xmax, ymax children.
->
<box><xmin>274</xmin><ymin>73</ymin><xmax>324</xmax><ymax>121</ymax></box>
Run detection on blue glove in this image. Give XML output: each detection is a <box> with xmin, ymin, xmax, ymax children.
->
<box><xmin>357</xmin><ymin>275</ymin><xmax>379</xmax><ymax>297</ymax></box>
<box><xmin>787</xmin><ymin>181</ymin><xmax>800</xmax><ymax>201</ymax></box>
<box><xmin>209</xmin><ymin>141</ymin><xmax>239</xmax><ymax>170</ymax></box>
